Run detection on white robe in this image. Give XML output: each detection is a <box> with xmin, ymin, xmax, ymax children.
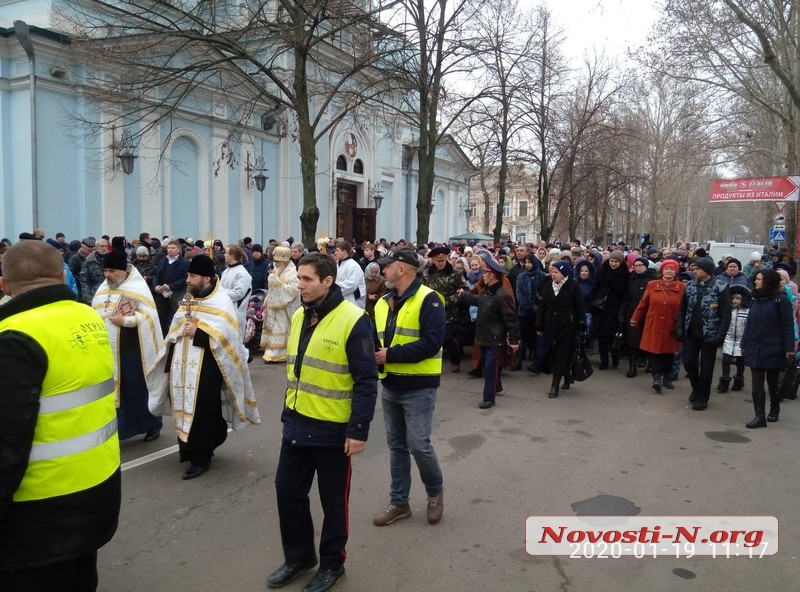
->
<box><xmin>220</xmin><ymin>263</ymin><xmax>252</xmax><ymax>342</ymax></box>
<box><xmin>92</xmin><ymin>265</ymin><xmax>167</xmax><ymax>406</ymax></box>
<box><xmin>337</xmin><ymin>257</ymin><xmax>366</xmax><ymax>309</ymax></box>
<box><xmin>152</xmin><ymin>280</ymin><xmax>261</xmax><ymax>441</ymax></box>
<box><xmin>260</xmin><ymin>262</ymin><xmax>300</xmax><ymax>362</ymax></box>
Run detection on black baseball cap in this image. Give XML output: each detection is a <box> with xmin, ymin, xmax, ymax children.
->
<box><xmin>377</xmin><ymin>247</ymin><xmax>420</xmax><ymax>268</ymax></box>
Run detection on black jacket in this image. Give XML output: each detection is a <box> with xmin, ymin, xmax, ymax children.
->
<box><xmin>0</xmin><ymin>285</ymin><xmax>120</xmax><ymax>570</ymax></box>
<box><xmin>281</xmin><ymin>285</ymin><xmax>378</xmax><ymax>445</ymax></box>
<box><xmin>536</xmin><ymin>276</ymin><xmax>586</xmax><ymax>338</ymax></box>
<box><xmin>152</xmin><ymin>255</ymin><xmax>189</xmax><ymax>293</ymax></box>
<box><xmin>379</xmin><ymin>277</ymin><xmax>447</xmax><ymax>390</ymax></box>
<box><xmin>460</xmin><ymin>282</ymin><xmax>520</xmax><ymax>346</ymax></box>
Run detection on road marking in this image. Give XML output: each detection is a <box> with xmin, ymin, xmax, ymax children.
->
<box><xmin>122</xmin><ymin>445</ymin><xmax>178</xmax><ymax>471</ymax></box>
<box><xmin>120</xmin><ymin>428</ymin><xmax>233</xmax><ymax>472</ymax></box>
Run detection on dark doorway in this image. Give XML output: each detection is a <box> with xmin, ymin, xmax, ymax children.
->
<box><xmin>335</xmin><ymin>182</ymin><xmax>376</xmax><ymax>243</ymax></box>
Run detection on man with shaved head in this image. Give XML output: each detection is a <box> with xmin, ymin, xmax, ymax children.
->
<box><xmin>0</xmin><ymin>241</ymin><xmax>120</xmax><ymax>591</ymax></box>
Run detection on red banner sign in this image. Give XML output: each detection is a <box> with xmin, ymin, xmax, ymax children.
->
<box><xmin>710</xmin><ymin>176</ymin><xmax>800</xmax><ymax>202</ymax></box>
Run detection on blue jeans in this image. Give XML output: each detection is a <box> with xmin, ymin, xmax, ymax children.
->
<box><xmin>382</xmin><ymin>385</ymin><xmax>443</xmax><ymax>505</ymax></box>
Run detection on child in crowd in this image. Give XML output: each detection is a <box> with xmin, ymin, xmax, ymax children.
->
<box><xmin>718</xmin><ymin>285</ymin><xmax>751</xmax><ymax>392</ymax></box>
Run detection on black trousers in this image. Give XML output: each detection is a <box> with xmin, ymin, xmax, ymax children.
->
<box><xmin>682</xmin><ymin>337</ymin><xmax>718</xmax><ymax>403</ymax></box>
<box><xmin>0</xmin><ymin>551</ymin><xmax>97</xmax><ymax>592</ymax></box>
<box><xmin>721</xmin><ymin>354</ymin><xmax>745</xmax><ymax>380</ymax></box>
<box><xmin>649</xmin><ymin>353</ymin><xmax>675</xmax><ymax>375</ymax></box>
<box><xmin>275</xmin><ymin>440</ymin><xmax>351</xmax><ymax>570</ymax></box>
<box><xmin>443</xmin><ymin>321</ymin><xmax>461</xmax><ymax>365</ymax></box>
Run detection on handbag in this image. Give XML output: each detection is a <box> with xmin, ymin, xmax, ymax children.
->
<box><xmin>610</xmin><ymin>319</ymin><xmax>625</xmax><ymax>354</ymax></box>
<box><xmin>571</xmin><ymin>339</ymin><xmax>593</xmax><ymax>382</ymax></box>
<box><xmin>589</xmin><ymin>295</ymin><xmax>607</xmax><ymax>311</ymax></box>
<box><xmin>778</xmin><ymin>356</ymin><xmax>800</xmax><ymax>400</ymax></box>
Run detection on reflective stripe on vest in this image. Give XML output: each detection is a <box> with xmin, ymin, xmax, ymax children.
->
<box><xmin>285</xmin><ymin>300</ymin><xmax>365</xmax><ymax>423</ymax></box>
<box><xmin>374</xmin><ymin>284</ymin><xmax>443</xmax><ymax>379</ymax></box>
<box><xmin>0</xmin><ymin>300</ymin><xmax>119</xmax><ymax>502</ymax></box>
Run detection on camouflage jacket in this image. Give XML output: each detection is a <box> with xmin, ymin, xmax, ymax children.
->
<box><xmin>424</xmin><ymin>263</ymin><xmax>467</xmax><ymax>323</ymax></box>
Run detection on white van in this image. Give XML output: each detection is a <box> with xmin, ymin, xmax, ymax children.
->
<box><xmin>705</xmin><ymin>242</ymin><xmax>766</xmax><ymax>265</ymax></box>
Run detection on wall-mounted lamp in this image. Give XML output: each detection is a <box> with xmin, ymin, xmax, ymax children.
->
<box><xmin>246</xmin><ymin>152</ymin><xmax>269</xmax><ymax>193</ymax></box>
<box><xmin>112</xmin><ymin>125</ymin><xmax>137</xmax><ymax>175</ymax></box>
<box><xmin>337</xmin><ymin>186</ymin><xmax>349</xmax><ymax>205</ymax></box>
<box><xmin>369</xmin><ymin>180</ymin><xmax>384</xmax><ymax>210</ymax></box>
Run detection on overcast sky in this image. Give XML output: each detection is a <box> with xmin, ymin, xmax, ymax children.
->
<box><xmin>537</xmin><ymin>0</ymin><xmax>662</xmax><ymax>63</ymax></box>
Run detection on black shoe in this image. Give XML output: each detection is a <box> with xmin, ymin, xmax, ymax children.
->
<box><xmin>670</xmin><ymin>371</ymin><xmax>679</xmax><ymax>381</ymax></box>
<box><xmin>626</xmin><ymin>367</ymin><xmax>637</xmax><ymax>378</ymax></box>
<box><xmin>247</xmin><ymin>353</ymin><xmax>253</xmax><ymax>363</ymax></box>
<box><xmin>561</xmin><ymin>382</ymin><xmax>570</xmax><ymax>390</ymax></box>
<box><xmin>611</xmin><ymin>355</ymin><xmax>620</xmax><ymax>368</ymax></box>
<box><xmin>548</xmin><ymin>384</ymin><xmax>559</xmax><ymax>398</ymax></box>
<box><xmin>268</xmin><ymin>559</ymin><xmax>318</xmax><ymax>589</ymax></box>
<box><xmin>467</xmin><ymin>368</ymin><xmax>483</xmax><ymax>378</ymax></box>
<box><xmin>662</xmin><ymin>378</ymin><xmax>674</xmax><ymax>389</ymax></box>
<box><xmin>598</xmin><ymin>362</ymin><xmax>609</xmax><ymax>370</ymax></box>
<box><xmin>716</xmin><ymin>380</ymin><xmax>730</xmax><ymax>393</ymax></box>
<box><xmin>731</xmin><ymin>377</ymin><xmax>745</xmax><ymax>391</ymax></box>
<box><xmin>303</xmin><ymin>567</ymin><xmax>345</xmax><ymax>592</ymax></box>
<box><xmin>688</xmin><ymin>390</ymin><xmax>698</xmax><ymax>403</ymax></box>
<box><xmin>691</xmin><ymin>402</ymin><xmax>708</xmax><ymax>411</ymax></box>
<box><xmin>746</xmin><ymin>415</ymin><xmax>767</xmax><ymax>429</ymax></box>
<box><xmin>652</xmin><ymin>383</ymin><xmax>662</xmax><ymax>394</ymax></box>
<box><xmin>526</xmin><ymin>362</ymin><xmax>541</xmax><ymax>375</ymax></box>
<box><xmin>143</xmin><ymin>427</ymin><xmax>161</xmax><ymax>442</ymax></box>
<box><xmin>182</xmin><ymin>464</ymin><xmax>210</xmax><ymax>480</ymax></box>
<box><xmin>479</xmin><ymin>400</ymin><xmax>495</xmax><ymax>409</ymax></box>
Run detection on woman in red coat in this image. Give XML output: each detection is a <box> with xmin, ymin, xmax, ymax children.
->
<box><xmin>630</xmin><ymin>259</ymin><xmax>685</xmax><ymax>393</ymax></box>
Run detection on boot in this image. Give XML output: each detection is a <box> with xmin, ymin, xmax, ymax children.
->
<box><xmin>626</xmin><ymin>354</ymin><xmax>637</xmax><ymax>378</ymax></box>
<box><xmin>548</xmin><ymin>377</ymin><xmax>560</xmax><ymax>398</ymax></box>
<box><xmin>716</xmin><ymin>377</ymin><xmax>731</xmax><ymax>393</ymax></box>
<box><xmin>767</xmin><ymin>393</ymin><xmax>781</xmax><ymax>422</ymax></box>
<box><xmin>651</xmin><ymin>373</ymin><xmax>662</xmax><ymax>394</ymax></box>
<box><xmin>598</xmin><ymin>350</ymin><xmax>609</xmax><ymax>370</ymax></box>
<box><xmin>731</xmin><ymin>375</ymin><xmax>745</xmax><ymax>391</ymax></box>
<box><xmin>662</xmin><ymin>374</ymin><xmax>674</xmax><ymax>389</ymax></box>
<box><xmin>611</xmin><ymin>352</ymin><xmax>620</xmax><ymax>368</ymax></box>
<box><xmin>745</xmin><ymin>391</ymin><xmax>767</xmax><ymax>428</ymax></box>
<box><xmin>527</xmin><ymin>359</ymin><xmax>541</xmax><ymax>375</ymax></box>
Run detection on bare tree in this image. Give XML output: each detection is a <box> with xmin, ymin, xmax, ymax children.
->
<box><xmin>60</xmin><ymin>0</ymin><xmax>402</xmax><ymax>245</ymax></box>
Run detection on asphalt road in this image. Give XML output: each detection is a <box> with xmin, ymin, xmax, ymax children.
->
<box><xmin>100</xmin><ymin>353</ymin><xmax>799</xmax><ymax>592</ymax></box>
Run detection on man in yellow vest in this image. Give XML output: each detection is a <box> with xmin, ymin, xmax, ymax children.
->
<box><xmin>372</xmin><ymin>247</ymin><xmax>446</xmax><ymax>527</ymax></box>
<box><xmin>0</xmin><ymin>240</ymin><xmax>120</xmax><ymax>591</ymax></box>
<box><xmin>268</xmin><ymin>253</ymin><xmax>377</xmax><ymax>592</ymax></box>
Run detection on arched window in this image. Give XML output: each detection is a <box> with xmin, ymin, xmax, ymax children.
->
<box><xmin>336</xmin><ymin>155</ymin><xmax>347</xmax><ymax>171</ymax></box>
<box><xmin>353</xmin><ymin>159</ymin><xmax>364</xmax><ymax>174</ymax></box>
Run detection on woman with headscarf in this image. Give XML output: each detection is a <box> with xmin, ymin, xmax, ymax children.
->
<box><xmin>590</xmin><ymin>250</ymin><xmax>629</xmax><ymax>370</ymax></box>
<box><xmin>622</xmin><ymin>257</ymin><xmax>656</xmax><ymax>377</ymax></box>
<box><xmin>741</xmin><ymin>269</ymin><xmax>795</xmax><ymax>427</ymax></box>
<box><xmin>573</xmin><ymin>259</ymin><xmax>597</xmax><ymax>344</ymax></box>
<box><xmin>630</xmin><ymin>259</ymin><xmax>685</xmax><ymax>392</ymax></box>
<box><xmin>364</xmin><ymin>261</ymin><xmax>387</xmax><ymax>319</ymax></box>
<box><xmin>536</xmin><ymin>260</ymin><xmax>586</xmax><ymax>398</ymax></box>
<box><xmin>260</xmin><ymin>246</ymin><xmax>300</xmax><ymax>363</ymax></box>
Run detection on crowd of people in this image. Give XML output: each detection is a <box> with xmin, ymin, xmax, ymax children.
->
<box><xmin>1</xmin><ymin>228</ymin><xmax>798</xmax><ymax>592</ymax></box>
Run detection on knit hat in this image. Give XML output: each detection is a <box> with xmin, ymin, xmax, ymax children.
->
<box><xmin>103</xmin><ymin>249</ymin><xmax>128</xmax><ymax>271</ymax></box>
<box><xmin>187</xmin><ymin>254</ymin><xmax>216</xmax><ymax>277</ymax></box>
<box><xmin>552</xmin><ymin>260</ymin><xmax>571</xmax><ymax>277</ymax></box>
<box><xmin>634</xmin><ymin>257</ymin><xmax>650</xmax><ymax>268</ymax></box>
<box><xmin>608</xmin><ymin>250</ymin><xmax>625</xmax><ymax>262</ymax></box>
<box><xmin>251</xmin><ymin>243</ymin><xmax>263</xmax><ymax>254</ymax></box>
<box><xmin>660</xmin><ymin>259</ymin><xmax>680</xmax><ymax>273</ymax></box>
<box><xmin>136</xmin><ymin>246</ymin><xmax>149</xmax><ymax>256</ymax></box>
<box><xmin>750</xmin><ymin>251</ymin><xmax>761</xmax><ymax>261</ymax></box>
<box><xmin>693</xmin><ymin>257</ymin><xmax>716</xmax><ymax>276</ymax></box>
<box><xmin>727</xmin><ymin>258</ymin><xmax>742</xmax><ymax>271</ymax></box>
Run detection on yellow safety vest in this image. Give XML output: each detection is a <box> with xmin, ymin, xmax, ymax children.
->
<box><xmin>0</xmin><ymin>300</ymin><xmax>119</xmax><ymax>502</ymax></box>
<box><xmin>374</xmin><ymin>284</ymin><xmax>443</xmax><ymax>379</ymax></box>
<box><xmin>285</xmin><ymin>300</ymin><xmax>365</xmax><ymax>423</ymax></box>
